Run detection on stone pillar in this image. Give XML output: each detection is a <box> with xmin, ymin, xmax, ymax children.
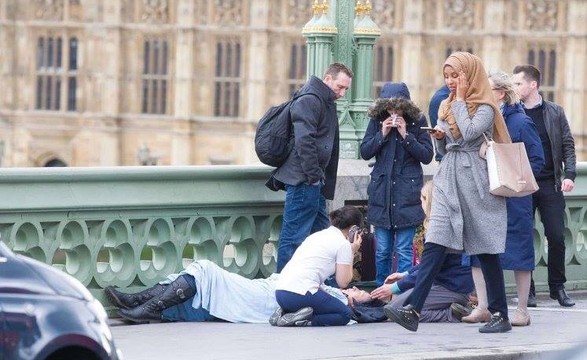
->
<box><xmin>245</xmin><ymin>0</ymin><xmax>271</xmax><ymax>162</ymax></box>
<box><xmin>171</xmin><ymin>0</ymin><xmax>195</xmax><ymax>165</ymax></box>
<box><xmin>565</xmin><ymin>0</ymin><xmax>587</xmax><ymax>139</ymax></box>
<box><xmin>481</xmin><ymin>0</ymin><xmax>506</xmax><ymax>71</ymax></box>
<box><xmin>399</xmin><ymin>0</ymin><xmax>424</xmax><ymax>102</ymax></box>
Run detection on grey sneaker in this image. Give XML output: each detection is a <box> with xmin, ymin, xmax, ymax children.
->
<box><xmin>276</xmin><ymin>307</ymin><xmax>313</xmax><ymax>327</ymax></box>
<box><xmin>450</xmin><ymin>303</ymin><xmax>473</xmax><ymax>322</ymax></box>
<box><xmin>269</xmin><ymin>307</ymin><xmax>283</xmax><ymax>326</ymax></box>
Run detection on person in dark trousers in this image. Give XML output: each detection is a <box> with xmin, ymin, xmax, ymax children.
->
<box><xmin>428</xmin><ymin>84</ymin><xmax>450</xmax><ymax>162</ymax></box>
<box><xmin>371</xmin><ymin>180</ymin><xmax>474</xmax><ymax>323</ymax></box>
<box><xmin>384</xmin><ymin>52</ymin><xmax>512</xmax><ymax>334</ymax></box>
<box><xmin>360</xmin><ymin>83</ymin><xmax>433</xmax><ymax>286</ymax></box>
<box><xmin>512</xmin><ymin>64</ymin><xmax>577</xmax><ymax>308</ymax></box>
<box><xmin>268</xmin><ymin>63</ymin><xmax>353</xmax><ymax>272</ymax></box>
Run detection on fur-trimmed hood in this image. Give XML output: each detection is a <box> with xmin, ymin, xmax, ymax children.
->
<box><xmin>367</xmin><ymin>97</ymin><xmax>423</xmax><ymax>126</ymax></box>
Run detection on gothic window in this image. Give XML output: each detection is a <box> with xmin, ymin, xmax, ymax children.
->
<box><xmin>527</xmin><ymin>45</ymin><xmax>557</xmax><ymax>102</ymax></box>
<box><xmin>35</xmin><ymin>35</ymin><xmax>78</xmax><ymax>111</ymax></box>
<box><xmin>141</xmin><ymin>38</ymin><xmax>169</xmax><ymax>114</ymax></box>
<box><xmin>287</xmin><ymin>41</ymin><xmax>307</xmax><ymax>97</ymax></box>
<box><xmin>213</xmin><ymin>38</ymin><xmax>242</xmax><ymax>117</ymax></box>
<box><xmin>445</xmin><ymin>42</ymin><xmax>474</xmax><ymax>59</ymax></box>
<box><xmin>373</xmin><ymin>43</ymin><xmax>394</xmax><ymax>97</ymax></box>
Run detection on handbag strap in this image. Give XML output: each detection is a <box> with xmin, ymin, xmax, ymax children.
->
<box><xmin>482</xmin><ymin>132</ymin><xmax>493</xmax><ymax>143</ymax></box>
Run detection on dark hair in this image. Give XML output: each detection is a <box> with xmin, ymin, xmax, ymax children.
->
<box><xmin>368</xmin><ymin>97</ymin><xmax>422</xmax><ymax>124</ymax></box>
<box><xmin>324</xmin><ymin>62</ymin><xmax>354</xmax><ymax>79</ymax></box>
<box><xmin>512</xmin><ymin>64</ymin><xmax>541</xmax><ymax>87</ymax></box>
<box><xmin>329</xmin><ymin>205</ymin><xmax>363</xmax><ymax>230</ymax></box>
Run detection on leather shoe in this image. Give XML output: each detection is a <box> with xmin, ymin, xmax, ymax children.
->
<box><xmin>461</xmin><ymin>307</ymin><xmax>491</xmax><ymax>323</ymax></box>
<box><xmin>527</xmin><ymin>293</ymin><xmax>537</xmax><ymax>308</ymax></box>
<box><xmin>384</xmin><ymin>304</ymin><xmax>419</xmax><ymax>332</ymax></box>
<box><xmin>550</xmin><ymin>289</ymin><xmax>575</xmax><ymax>307</ymax></box>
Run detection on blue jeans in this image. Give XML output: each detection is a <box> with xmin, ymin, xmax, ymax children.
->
<box><xmin>276</xmin><ymin>183</ymin><xmax>329</xmax><ymax>272</ymax></box>
<box><xmin>275</xmin><ymin>289</ymin><xmax>352</xmax><ymax>326</ymax></box>
<box><xmin>374</xmin><ymin>226</ymin><xmax>416</xmax><ymax>285</ymax></box>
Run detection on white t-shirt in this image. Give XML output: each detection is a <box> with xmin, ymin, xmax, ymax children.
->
<box><xmin>276</xmin><ymin>226</ymin><xmax>353</xmax><ymax>295</ymax></box>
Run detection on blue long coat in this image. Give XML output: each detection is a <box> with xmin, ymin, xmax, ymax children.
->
<box><xmin>360</xmin><ymin>113</ymin><xmax>434</xmax><ymax>229</ymax></box>
<box><xmin>500</xmin><ymin>103</ymin><xmax>545</xmax><ymax>270</ymax></box>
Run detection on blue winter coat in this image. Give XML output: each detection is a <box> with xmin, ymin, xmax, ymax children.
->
<box><xmin>469</xmin><ymin>103</ymin><xmax>545</xmax><ymax>270</ymax></box>
<box><xmin>501</xmin><ymin>103</ymin><xmax>545</xmax><ymax>270</ymax></box>
<box><xmin>360</xmin><ymin>85</ymin><xmax>434</xmax><ymax>229</ymax></box>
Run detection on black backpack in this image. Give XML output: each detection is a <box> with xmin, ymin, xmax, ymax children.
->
<box><xmin>254</xmin><ymin>93</ymin><xmax>317</xmax><ymax>167</ymax></box>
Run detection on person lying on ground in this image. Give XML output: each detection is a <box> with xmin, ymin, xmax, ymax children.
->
<box><xmin>105</xmin><ymin>259</ymin><xmax>385</xmax><ymax>324</ymax></box>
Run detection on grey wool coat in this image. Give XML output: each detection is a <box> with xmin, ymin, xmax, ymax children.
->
<box><xmin>428</xmin><ymin>101</ymin><xmax>507</xmax><ymax>255</ymax></box>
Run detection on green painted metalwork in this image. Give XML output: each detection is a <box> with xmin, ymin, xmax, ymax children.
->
<box><xmin>303</xmin><ymin>1</ymin><xmax>380</xmax><ymax>159</ymax></box>
<box><xmin>0</xmin><ymin>166</ymin><xmax>285</xmax><ymax>309</ymax></box>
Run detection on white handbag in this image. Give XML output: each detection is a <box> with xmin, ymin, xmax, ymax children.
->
<box><xmin>481</xmin><ymin>134</ymin><xmax>539</xmax><ymax>197</ymax></box>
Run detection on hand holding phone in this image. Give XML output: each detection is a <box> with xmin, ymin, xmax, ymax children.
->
<box><xmin>421</xmin><ymin>126</ymin><xmax>437</xmax><ymax>132</ymax></box>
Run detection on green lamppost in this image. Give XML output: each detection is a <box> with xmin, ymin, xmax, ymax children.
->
<box><xmin>302</xmin><ymin>0</ymin><xmax>380</xmax><ymax>159</ymax></box>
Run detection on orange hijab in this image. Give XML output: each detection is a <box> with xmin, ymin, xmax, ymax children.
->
<box><xmin>438</xmin><ymin>52</ymin><xmax>511</xmax><ymax>144</ymax></box>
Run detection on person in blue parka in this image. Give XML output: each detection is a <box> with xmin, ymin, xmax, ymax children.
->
<box><xmin>360</xmin><ymin>83</ymin><xmax>434</xmax><ymax>286</ymax></box>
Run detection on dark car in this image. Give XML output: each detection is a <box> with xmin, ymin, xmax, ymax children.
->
<box><xmin>0</xmin><ymin>241</ymin><xmax>122</xmax><ymax>360</ymax></box>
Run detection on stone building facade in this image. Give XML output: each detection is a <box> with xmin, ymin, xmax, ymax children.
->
<box><xmin>0</xmin><ymin>0</ymin><xmax>585</xmax><ymax>167</ymax></box>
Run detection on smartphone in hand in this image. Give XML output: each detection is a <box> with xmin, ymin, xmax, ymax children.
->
<box><xmin>421</xmin><ymin>126</ymin><xmax>437</xmax><ymax>132</ymax></box>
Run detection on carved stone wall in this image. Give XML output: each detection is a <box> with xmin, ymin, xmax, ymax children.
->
<box><xmin>0</xmin><ymin>0</ymin><xmax>586</xmax><ymax>167</ymax></box>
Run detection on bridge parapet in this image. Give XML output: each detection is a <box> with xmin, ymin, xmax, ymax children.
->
<box><xmin>1</xmin><ymin>164</ymin><xmax>586</xmax><ymax>308</ymax></box>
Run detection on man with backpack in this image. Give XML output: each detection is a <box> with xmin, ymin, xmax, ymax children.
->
<box><xmin>267</xmin><ymin>62</ymin><xmax>353</xmax><ymax>272</ymax></box>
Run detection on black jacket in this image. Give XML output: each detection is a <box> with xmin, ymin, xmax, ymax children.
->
<box><xmin>541</xmin><ymin>100</ymin><xmax>576</xmax><ymax>187</ymax></box>
<box><xmin>271</xmin><ymin>76</ymin><xmax>339</xmax><ymax>199</ymax></box>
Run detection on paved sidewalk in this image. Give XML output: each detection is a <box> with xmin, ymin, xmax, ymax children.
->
<box><xmin>110</xmin><ymin>291</ymin><xmax>587</xmax><ymax>360</ymax></box>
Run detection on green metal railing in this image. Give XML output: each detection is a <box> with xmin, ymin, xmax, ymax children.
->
<box><xmin>1</xmin><ymin>164</ymin><xmax>586</xmax><ymax>310</ymax></box>
<box><xmin>0</xmin><ymin>166</ymin><xmax>284</xmax><ymax>308</ymax></box>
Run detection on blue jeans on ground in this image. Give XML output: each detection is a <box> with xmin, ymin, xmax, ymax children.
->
<box><xmin>161</xmin><ymin>274</ymin><xmax>215</xmax><ymax>322</ymax></box>
<box><xmin>275</xmin><ymin>289</ymin><xmax>352</xmax><ymax>326</ymax></box>
<box><xmin>374</xmin><ymin>226</ymin><xmax>416</xmax><ymax>286</ymax></box>
<box><xmin>276</xmin><ymin>183</ymin><xmax>329</xmax><ymax>272</ymax></box>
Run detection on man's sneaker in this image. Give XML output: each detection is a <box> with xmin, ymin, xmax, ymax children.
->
<box><xmin>384</xmin><ymin>304</ymin><xmax>419</xmax><ymax>332</ymax></box>
<box><xmin>292</xmin><ymin>319</ymin><xmax>312</xmax><ymax>326</ymax></box>
<box><xmin>450</xmin><ymin>303</ymin><xmax>473</xmax><ymax>322</ymax></box>
<box><xmin>479</xmin><ymin>312</ymin><xmax>512</xmax><ymax>333</ymax></box>
<box><xmin>276</xmin><ymin>307</ymin><xmax>313</xmax><ymax>327</ymax></box>
<box><xmin>269</xmin><ymin>307</ymin><xmax>283</xmax><ymax>326</ymax></box>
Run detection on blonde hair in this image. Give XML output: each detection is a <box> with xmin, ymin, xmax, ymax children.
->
<box><xmin>421</xmin><ymin>180</ymin><xmax>434</xmax><ymax>231</ymax></box>
<box><xmin>488</xmin><ymin>70</ymin><xmax>520</xmax><ymax>106</ymax></box>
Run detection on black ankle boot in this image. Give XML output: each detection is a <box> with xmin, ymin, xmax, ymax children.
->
<box><xmin>105</xmin><ymin>284</ymin><xmax>167</xmax><ymax>310</ymax></box>
<box><xmin>117</xmin><ymin>276</ymin><xmax>196</xmax><ymax>323</ymax></box>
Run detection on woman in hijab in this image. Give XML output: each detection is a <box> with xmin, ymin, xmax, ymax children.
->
<box><xmin>383</xmin><ymin>52</ymin><xmax>512</xmax><ymax>334</ymax></box>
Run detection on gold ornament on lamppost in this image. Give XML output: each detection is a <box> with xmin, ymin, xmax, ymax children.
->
<box><xmin>303</xmin><ymin>0</ymin><xmax>336</xmax><ymax>34</ymax></box>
